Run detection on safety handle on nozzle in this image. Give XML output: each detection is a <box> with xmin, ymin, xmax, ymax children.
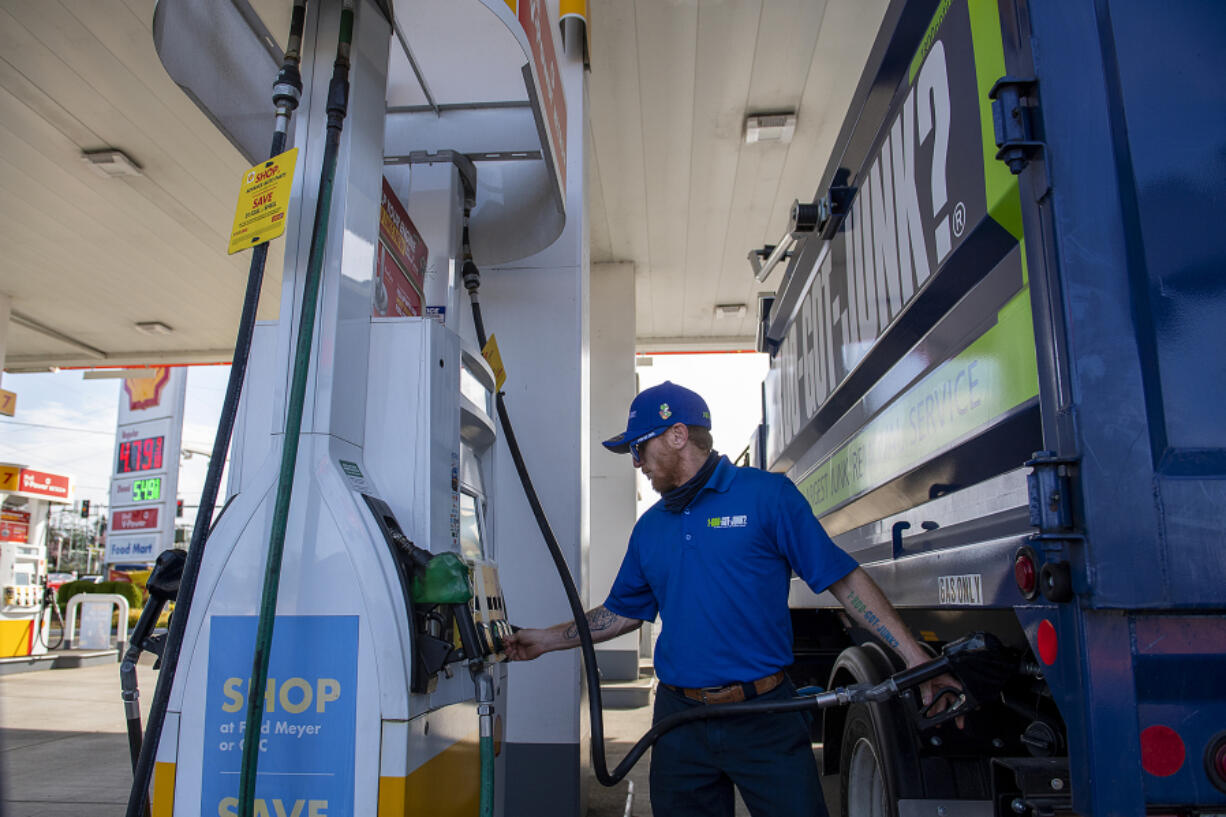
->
<box><xmin>453</xmin><ymin>602</ymin><xmax>484</xmax><ymax>664</ymax></box>
<box><xmin>858</xmin><ymin>652</ymin><xmax>975</xmax><ymax>728</ymax></box>
<box><xmin>865</xmin><ymin>632</ymin><xmax>1014</xmax><ymax>729</ymax></box>
<box><xmin>913</xmin><ymin>686</ymin><xmax>973</xmax><ymax>728</ymax></box>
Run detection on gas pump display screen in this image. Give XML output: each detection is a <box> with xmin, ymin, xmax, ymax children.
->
<box><xmin>131</xmin><ymin>477</ymin><xmax>162</xmax><ymax>502</ymax></box>
<box><xmin>459</xmin><ymin>492</ymin><xmax>484</xmax><ymax>561</ymax></box>
<box><xmin>117</xmin><ymin>435</ymin><xmax>165</xmax><ymax>474</ymax></box>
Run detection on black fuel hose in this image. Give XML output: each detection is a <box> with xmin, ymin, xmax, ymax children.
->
<box><xmin>466</xmin><ymin>276</ymin><xmax>869</xmax><ymax>785</ymax></box>
<box><xmin>238</xmin><ymin>4</ymin><xmax>353</xmax><ymax>814</ymax></box>
<box><xmin>461</xmin><ymin>249</ymin><xmax>986</xmax><ymax>786</ymax></box>
<box><xmin>605</xmin><ymin>686</ymin><xmax>856</xmax><ymax>780</ymax></box>
<box><xmin>124</xmin><ymin>4</ymin><xmax>307</xmax><ymax>816</ymax></box>
<box><xmin>462</xmin><ymin>256</ymin><xmax>846</xmax><ymax>786</ymax></box>
<box><xmin>35</xmin><ymin>586</ymin><xmax>64</xmax><ymax>651</ymax></box>
<box><xmin>462</xmin><ymin>256</ymin><xmax>624</xmax><ymax>785</ymax></box>
<box><xmin>466</xmin><ymin>284</ymin><xmax>835</xmax><ymax>784</ymax></box>
<box><xmin>121</xmin><ymin>597</ymin><xmax>168</xmax><ymax>770</ymax></box>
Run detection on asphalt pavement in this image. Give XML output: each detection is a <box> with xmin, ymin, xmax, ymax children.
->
<box><xmin>0</xmin><ymin>654</ymin><xmax>158</xmax><ymax>817</ymax></box>
<box><xmin>0</xmin><ymin>660</ymin><xmax>831</xmax><ymax>817</ymax></box>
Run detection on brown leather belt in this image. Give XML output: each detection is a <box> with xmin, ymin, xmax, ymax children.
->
<box><xmin>665</xmin><ymin>670</ymin><xmax>786</xmax><ymax>705</ymax></box>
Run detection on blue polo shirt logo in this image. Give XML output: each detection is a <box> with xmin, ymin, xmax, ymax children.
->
<box><xmin>706</xmin><ymin>514</ymin><xmax>747</xmax><ymax>528</ymax></box>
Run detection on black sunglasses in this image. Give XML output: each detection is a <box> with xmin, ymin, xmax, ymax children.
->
<box><xmin>629</xmin><ymin>428</ymin><xmax>666</xmax><ymax>462</ymax></box>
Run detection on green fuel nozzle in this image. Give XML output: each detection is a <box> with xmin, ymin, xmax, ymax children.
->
<box><xmin>410</xmin><ymin>552</ymin><xmax>473</xmax><ymax>605</ymax></box>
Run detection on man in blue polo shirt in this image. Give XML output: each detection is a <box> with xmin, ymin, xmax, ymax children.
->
<box><xmin>506</xmin><ymin>381</ymin><xmax>954</xmax><ymax>817</ymax></box>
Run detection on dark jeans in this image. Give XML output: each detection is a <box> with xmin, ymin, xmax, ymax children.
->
<box><xmin>650</xmin><ymin>678</ymin><xmax>830</xmax><ymax>817</ymax></box>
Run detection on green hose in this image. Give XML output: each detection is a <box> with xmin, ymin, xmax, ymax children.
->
<box><xmin>236</xmin><ymin>5</ymin><xmax>354</xmax><ymax>816</ymax></box>
<box><xmin>480</xmin><ymin>734</ymin><xmax>495</xmax><ymax>817</ymax></box>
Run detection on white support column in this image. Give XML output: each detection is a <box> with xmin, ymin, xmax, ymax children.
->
<box><xmin>588</xmin><ymin>262</ymin><xmax>639</xmax><ymax>680</ymax></box>
<box><xmin>478</xmin><ymin>264</ymin><xmax>590</xmax><ymax>817</ymax></box>
<box><xmin>473</xmin><ymin>11</ymin><xmax>593</xmax><ymax>813</ymax></box>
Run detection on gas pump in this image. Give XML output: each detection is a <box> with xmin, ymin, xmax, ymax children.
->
<box><xmin>131</xmin><ymin>1</ymin><xmax>570</xmax><ymax>815</ymax></box>
<box><xmin>0</xmin><ymin>505</ymin><xmax>50</xmax><ymax>657</ymax></box>
<box><xmin>1</xmin><ymin>468</ymin><xmax>72</xmax><ymax>657</ymax></box>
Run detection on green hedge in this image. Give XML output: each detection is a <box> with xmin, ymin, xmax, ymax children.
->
<box><xmin>57</xmin><ymin>580</ymin><xmax>142</xmax><ymax>610</ymax></box>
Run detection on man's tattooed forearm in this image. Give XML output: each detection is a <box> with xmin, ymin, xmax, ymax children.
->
<box><xmin>873</xmin><ymin>624</ymin><xmax>901</xmax><ymax>649</ymax></box>
<box><xmin>845</xmin><ymin>591</ymin><xmax>902</xmax><ymax>649</ymax></box>
<box><xmin>564</xmin><ymin>608</ymin><xmax>619</xmax><ymax>640</ymax></box>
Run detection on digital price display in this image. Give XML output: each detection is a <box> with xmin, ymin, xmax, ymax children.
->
<box><xmin>131</xmin><ymin>477</ymin><xmax>162</xmax><ymax>502</ymax></box>
<box><xmin>117</xmin><ymin>435</ymin><xmax>165</xmax><ymax>474</ymax></box>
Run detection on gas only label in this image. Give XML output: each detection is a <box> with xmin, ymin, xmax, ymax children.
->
<box><xmin>228</xmin><ymin>148</ymin><xmax>298</xmax><ymax>255</ymax></box>
<box><xmin>938</xmin><ymin>574</ymin><xmax>984</xmax><ymax>606</ymax></box>
<box><xmin>204</xmin><ymin>615</ymin><xmax>357</xmax><ymax>816</ymax></box>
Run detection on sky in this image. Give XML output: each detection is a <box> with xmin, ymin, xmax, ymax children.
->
<box><xmin>0</xmin><ymin>365</ymin><xmax>232</xmax><ymax>510</ymax></box>
<box><xmin>633</xmin><ymin>352</ymin><xmax>770</xmax><ymax>516</ymax></box>
<box><xmin>0</xmin><ymin>352</ymin><xmax>771</xmax><ymax>518</ymax></box>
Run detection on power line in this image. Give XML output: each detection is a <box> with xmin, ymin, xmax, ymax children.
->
<box><xmin>0</xmin><ymin>420</ymin><xmax>113</xmax><ymax>436</ymax></box>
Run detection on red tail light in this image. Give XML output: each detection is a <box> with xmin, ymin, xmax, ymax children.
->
<box><xmin>1037</xmin><ymin>619</ymin><xmax>1058</xmax><ymax>665</ymax></box>
<box><xmin>1139</xmin><ymin>724</ymin><xmax>1185</xmax><ymax>777</ymax></box>
<box><xmin>1014</xmin><ymin>548</ymin><xmax>1038</xmax><ymax>598</ymax></box>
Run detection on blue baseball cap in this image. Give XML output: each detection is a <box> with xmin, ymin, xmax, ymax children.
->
<box><xmin>602</xmin><ymin>381</ymin><xmax>712</xmax><ymax>454</ymax></box>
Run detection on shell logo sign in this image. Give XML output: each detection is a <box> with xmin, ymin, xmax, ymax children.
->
<box><xmin>19</xmin><ymin>469</ymin><xmax>71</xmax><ymax>499</ymax></box>
<box><xmin>123</xmin><ymin>367</ymin><xmax>171</xmax><ymax>412</ymax></box>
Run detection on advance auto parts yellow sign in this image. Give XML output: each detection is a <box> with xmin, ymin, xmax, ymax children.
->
<box><xmin>228</xmin><ymin>148</ymin><xmax>298</xmax><ymax>255</ymax></box>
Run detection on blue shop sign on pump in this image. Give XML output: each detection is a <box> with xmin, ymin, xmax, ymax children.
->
<box><xmin>203</xmin><ymin>615</ymin><xmax>358</xmax><ymax>816</ymax></box>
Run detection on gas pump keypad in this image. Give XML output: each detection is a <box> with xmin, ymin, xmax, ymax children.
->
<box><xmin>469</xmin><ymin>562</ymin><xmax>510</xmax><ymax>659</ymax></box>
<box><xmin>3</xmin><ymin>585</ymin><xmax>39</xmax><ymax>608</ymax></box>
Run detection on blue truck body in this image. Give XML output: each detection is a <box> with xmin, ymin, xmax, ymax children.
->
<box><xmin>757</xmin><ymin>1</ymin><xmax>1226</xmax><ymax>814</ymax></box>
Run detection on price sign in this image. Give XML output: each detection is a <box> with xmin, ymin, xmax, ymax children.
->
<box><xmin>132</xmin><ymin>477</ymin><xmax>162</xmax><ymax>502</ymax></box>
<box><xmin>117</xmin><ymin>435</ymin><xmax>165</xmax><ymax>474</ymax></box>
<box><xmin>110</xmin><ymin>367</ymin><xmax>186</xmax><ymax>564</ymax></box>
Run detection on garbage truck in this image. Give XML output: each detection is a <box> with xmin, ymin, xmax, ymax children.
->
<box><xmin>752</xmin><ymin>1</ymin><xmax>1226</xmax><ymax>815</ymax></box>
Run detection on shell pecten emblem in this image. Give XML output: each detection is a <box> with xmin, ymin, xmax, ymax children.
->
<box><xmin>123</xmin><ymin>367</ymin><xmax>172</xmax><ymax>411</ymax></box>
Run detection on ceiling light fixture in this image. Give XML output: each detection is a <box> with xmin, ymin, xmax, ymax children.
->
<box><xmin>134</xmin><ymin>321</ymin><xmax>174</xmax><ymax>335</ymax></box>
<box><xmin>744</xmin><ymin>112</ymin><xmax>797</xmax><ymax>145</ymax></box>
<box><xmin>81</xmin><ymin>148</ymin><xmax>143</xmax><ymax>178</ymax></box>
<box><xmin>714</xmin><ymin>303</ymin><xmax>748</xmax><ymax>319</ymax></box>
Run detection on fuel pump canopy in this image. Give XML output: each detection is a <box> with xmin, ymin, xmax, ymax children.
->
<box><xmin>154</xmin><ymin>0</ymin><xmax>569</xmax><ymax>265</ymax></box>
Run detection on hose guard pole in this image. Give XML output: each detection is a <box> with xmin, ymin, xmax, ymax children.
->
<box><xmin>460</xmin><ymin>218</ymin><xmax>621</xmax><ymax>785</ymax></box>
<box><xmin>236</xmin><ymin>3</ymin><xmax>354</xmax><ymax>815</ymax></box>
<box><xmin>124</xmin><ymin>4</ymin><xmax>306</xmax><ymax>816</ymax></box>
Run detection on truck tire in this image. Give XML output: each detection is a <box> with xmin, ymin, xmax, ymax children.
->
<box><xmin>840</xmin><ymin>703</ymin><xmax>897</xmax><ymax>817</ymax></box>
